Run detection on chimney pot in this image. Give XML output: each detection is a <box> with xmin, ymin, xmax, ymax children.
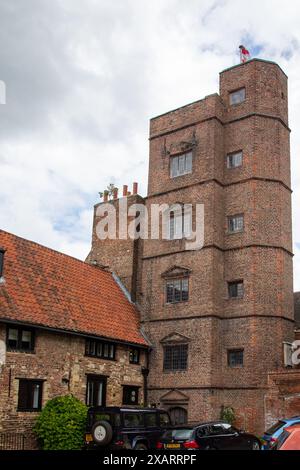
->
<box><xmin>103</xmin><ymin>190</ymin><xmax>109</xmax><ymax>202</ymax></box>
<box><xmin>123</xmin><ymin>185</ymin><xmax>128</xmax><ymax>196</ymax></box>
<box><xmin>133</xmin><ymin>182</ymin><xmax>138</xmax><ymax>195</ymax></box>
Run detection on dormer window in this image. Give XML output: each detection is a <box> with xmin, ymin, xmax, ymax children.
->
<box><xmin>229</xmin><ymin>88</ymin><xmax>245</xmax><ymax>105</ymax></box>
<box><xmin>170</xmin><ymin>151</ymin><xmax>192</xmax><ymax>178</ymax></box>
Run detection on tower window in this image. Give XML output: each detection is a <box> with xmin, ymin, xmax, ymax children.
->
<box><xmin>163</xmin><ymin>344</ymin><xmax>188</xmax><ymax>371</ymax></box>
<box><xmin>228</xmin><ymin>280</ymin><xmax>244</xmax><ymax>299</ymax></box>
<box><xmin>169</xmin><ymin>206</ymin><xmax>192</xmax><ymax>240</ymax></box>
<box><xmin>229</xmin><ymin>88</ymin><xmax>246</xmax><ymax>105</ymax></box>
<box><xmin>228</xmin><ymin>214</ymin><xmax>244</xmax><ymax>233</ymax></box>
<box><xmin>227</xmin><ymin>151</ymin><xmax>243</xmax><ymax>169</ymax></box>
<box><xmin>228</xmin><ymin>349</ymin><xmax>244</xmax><ymax>367</ymax></box>
<box><xmin>166</xmin><ymin>278</ymin><xmax>189</xmax><ymax>304</ymax></box>
<box><xmin>170</xmin><ymin>151</ymin><xmax>192</xmax><ymax>178</ymax></box>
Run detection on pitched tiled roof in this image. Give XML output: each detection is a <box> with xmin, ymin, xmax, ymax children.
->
<box><xmin>0</xmin><ymin>230</ymin><xmax>148</xmax><ymax>347</ymax></box>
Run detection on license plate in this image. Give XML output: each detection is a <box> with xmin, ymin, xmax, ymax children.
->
<box><xmin>85</xmin><ymin>434</ymin><xmax>93</xmax><ymax>442</ymax></box>
<box><xmin>166</xmin><ymin>443</ymin><xmax>180</xmax><ymax>449</ymax></box>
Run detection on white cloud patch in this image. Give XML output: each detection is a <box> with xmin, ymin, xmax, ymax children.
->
<box><xmin>0</xmin><ymin>0</ymin><xmax>300</xmax><ymax>288</ymax></box>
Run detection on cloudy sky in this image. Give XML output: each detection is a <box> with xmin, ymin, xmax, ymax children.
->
<box><xmin>1</xmin><ymin>0</ymin><xmax>300</xmax><ymax>289</ymax></box>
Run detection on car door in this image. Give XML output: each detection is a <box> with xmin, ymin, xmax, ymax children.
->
<box><xmin>143</xmin><ymin>412</ymin><xmax>161</xmax><ymax>448</ymax></box>
<box><xmin>122</xmin><ymin>412</ymin><xmax>144</xmax><ymax>448</ymax></box>
<box><xmin>207</xmin><ymin>423</ymin><xmax>234</xmax><ymax>449</ymax></box>
<box><xmin>219</xmin><ymin>424</ymin><xmax>246</xmax><ymax>450</ymax></box>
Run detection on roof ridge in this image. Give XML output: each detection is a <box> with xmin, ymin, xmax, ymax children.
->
<box><xmin>0</xmin><ymin>228</ymin><xmax>107</xmax><ymax>274</ymax></box>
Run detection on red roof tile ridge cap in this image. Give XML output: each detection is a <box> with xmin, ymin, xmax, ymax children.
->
<box><xmin>0</xmin><ymin>228</ymin><xmax>110</xmax><ymax>275</ymax></box>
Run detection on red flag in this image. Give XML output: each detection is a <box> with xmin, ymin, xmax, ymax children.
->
<box><xmin>239</xmin><ymin>45</ymin><xmax>250</xmax><ymax>63</ymax></box>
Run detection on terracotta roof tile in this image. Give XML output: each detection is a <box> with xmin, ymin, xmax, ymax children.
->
<box><xmin>0</xmin><ymin>230</ymin><xmax>147</xmax><ymax>347</ymax></box>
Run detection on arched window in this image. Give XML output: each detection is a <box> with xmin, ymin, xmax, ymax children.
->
<box><xmin>169</xmin><ymin>407</ymin><xmax>188</xmax><ymax>425</ymax></box>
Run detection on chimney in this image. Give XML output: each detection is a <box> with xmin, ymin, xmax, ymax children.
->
<box><xmin>103</xmin><ymin>190</ymin><xmax>109</xmax><ymax>202</ymax></box>
<box><xmin>113</xmin><ymin>188</ymin><xmax>119</xmax><ymax>199</ymax></box>
<box><xmin>123</xmin><ymin>185</ymin><xmax>128</xmax><ymax>197</ymax></box>
<box><xmin>0</xmin><ymin>248</ymin><xmax>5</xmax><ymax>278</ymax></box>
<box><xmin>133</xmin><ymin>182</ymin><xmax>138</xmax><ymax>195</ymax></box>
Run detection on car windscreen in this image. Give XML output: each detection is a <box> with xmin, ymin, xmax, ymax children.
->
<box><xmin>265</xmin><ymin>420</ymin><xmax>285</xmax><ymax>435</ymax></box>
<box><xmin>163</xmin><ymin>429</ymin><xmax>194</xmax><ymax>441</ymax></box>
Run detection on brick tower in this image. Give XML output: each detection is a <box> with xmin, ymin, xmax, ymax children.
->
<box><xmin>88</xmin><ymin>59</ymin><xmax>294</xmax><ymax>433</ymax></box>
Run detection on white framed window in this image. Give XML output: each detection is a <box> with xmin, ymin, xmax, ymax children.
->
<box><xmin>169</xmin><ymin>206</ymin><xmax>192</xmax><ymax>240</ymax></box>
<box><xmin>227</xmin><ymin>151</ymin><xmax>243</xmax><ymax>169</ymax></box>
<box><xmin>228</xmin><ymin>214</ymin><xmax>244</xmax><ymax>233</ymax></box>
<box><xmin>229</xmin><ymin>88</ymin><xmax>245</xmax><ymax>105</ymax></box>
<box><xmin>170</xmin><ymin>151</ymin><xmax>192</xmax><ymax>178</ymax></box>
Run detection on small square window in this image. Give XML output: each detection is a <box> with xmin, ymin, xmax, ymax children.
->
<box><xmin>123</xmin><ymin>386</ymin><xmax>139</xmax><ymax>405</ymax></box>
<box><xmin>129</xmin><ymin>348</ymin><xmax>140</xmax><ymax>364</ymax></box>
<box><xmin>228</xmin><ymin>215</ymin><xmax>244</xmax><ymax>233</ymax></box>
<box><xmin>228</xmin><ymin>349</ymin><xmax>244</xmax><ymax>367</ymax></box>
<box><xmin>229</xmin><ymin>88</ymin><xmax>246</xmax><ymax>105</ymax></box>
<box><xmin>227</xmin><ymin>151</ymin><xmax>243</xmax><ymax>169</ymax></box>
<box><xmin>228</xmin><ymin>281</ymin><xmax>244</xmax><ymax>299</ymax></box>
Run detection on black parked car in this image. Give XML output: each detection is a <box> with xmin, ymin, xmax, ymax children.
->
<box><xmin>85</xmin><ymin>406</ymin><xmax>171</xmax><ymax>450</ymax></box>
<box><xmin>157</xmin><ymin>422</ymin><xmax>261</xmax><ymax>450</ymax></box>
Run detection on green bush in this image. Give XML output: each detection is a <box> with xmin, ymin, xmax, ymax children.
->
<box><xmin>34</xmin><ymin>395</ymin><xmax>88</xmax><ymax>450</ymax></box>
<box><xmin>220</xmin><ymin>406</ymin><xmax>235</xmax><ymax>425</ymax></box>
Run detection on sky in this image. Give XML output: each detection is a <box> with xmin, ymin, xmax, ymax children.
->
<box><xmin>1</xmin><ymin>0</ymin><xmax>300</xmax><ymax>289</ymax></box>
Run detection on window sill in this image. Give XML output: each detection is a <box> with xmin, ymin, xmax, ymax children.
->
<box><xmin>17</xmin><ymin>409</ymin><xmax>41</xmax><ymax>413</ymax></box>
<box><xmin>85</xmin><ymin>354</ymin><xmax>116</xmax><ymax>361</ymax></box>
<box><xmin>226</xmin><ymin>230</ymin><xmax>244</xmax><ymax>235</ymax></box>
<box><xmin>229</xmin><ymin>100</ymin><xmax>246</xmax><ymax>107</ymax></box>
<box><xmin>7</xmin><ymin>349</ymin><xmax>35</xmax><ymax>354</ymax></box>
<box><xmin>170</xmin><ymin>172</ymin><xmax>192</xmax><ymax>179</ymax></box>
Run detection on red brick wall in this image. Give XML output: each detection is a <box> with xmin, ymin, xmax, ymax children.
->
<box><xmin>88</xmin><ymin>59</ymin><xmax>294</xmax><ymax>435</ymax></box>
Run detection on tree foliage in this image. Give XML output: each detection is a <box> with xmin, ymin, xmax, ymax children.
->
<box><xmin>34</xmin><ymin>395</ymin><xmax>87</xmax><ymax>450</ymax></box>
<box><xmin>220</xmin><ymin>406</ymin><xmax>236</xmax><ymax>425</ymax></box>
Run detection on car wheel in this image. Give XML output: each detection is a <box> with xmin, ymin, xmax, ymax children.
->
<box><xmin>91</xmin><ymin>420</ymin><xmax>113</xmax><ymax>446</ymax></box>
<box><xmin>134</xmin><ymin>443</ymin><xmax>148</xmax><ymax>450</ymax></box>
<box><xmin>252</xmin><ymin>440</ymin><xmax>261</xmax><ymax>450</ymax></box>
